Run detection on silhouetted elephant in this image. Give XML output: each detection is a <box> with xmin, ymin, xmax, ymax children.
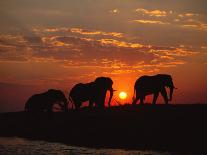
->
<box><xmin>25</xmin><ymin>89</ymin><xmax>68</xmax><ymax>112</ymax></box>
<box><xmin>132</xmin><ymin>74</ymin><xmax>176</xmax><ymax>105</ymax></box>
<box><xmin>69</xmin><ymin>77</ymin><xmax>114</xmax><ymax>109</ymax></box>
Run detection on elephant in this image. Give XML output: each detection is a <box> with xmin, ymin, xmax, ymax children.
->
<box><xmin>69</xmin><ymin>77</ymin><xmax>114</xmax><ymax>109</ymax></box>
<box><xmin>132</xmin><ymin>74</ymin><xmax>176</xmax><ymax>105</ymax></box>
<box><xmin>25</xmin><ymin>89</ymin><xmax>68</xmax><ymax>113</ymax></box>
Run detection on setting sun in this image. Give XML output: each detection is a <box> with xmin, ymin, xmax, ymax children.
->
<box><xmin>119</xmin><ymin>91</ymin><xmax>127</xmax><ymax>100</ymax></box>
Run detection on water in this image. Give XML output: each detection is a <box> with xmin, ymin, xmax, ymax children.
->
<box><xmin>0</xmin><ymin>137</ymin><xmax>171</xmax><ymax>155</ymax></box>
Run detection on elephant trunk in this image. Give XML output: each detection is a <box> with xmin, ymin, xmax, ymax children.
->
<box><xmin>107</xmin><ymin>88</ymin><xmax>114</xmax><ymax>107</ymax></box>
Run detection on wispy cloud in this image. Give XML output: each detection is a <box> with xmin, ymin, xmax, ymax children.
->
<box><xmin>131</xmin><ymin>20</ymin><xmax>169</xmax><ymax>25</ymax></box>
<box><xmin>180</xmin><ymin>20</ymin><xmax>207</xmax><ymax>31</ymax></box>
<box><xmin>132</xmin><ymin>8</ymin><xmax>207</xmax><ymax>31</ymax></box>
<box><xmin>70</xmin><ymin>28</ymin><xmax>123</xmax><ymax>38</ymax></box>
<box><xmin>0</xmin><ymin>26</ymin><xmax>201</xmax><ymax>77</ymax></box>
<box><xmin>178</xmin><ymin>13</ymin><xmax>199</xmax><ymax>18</ymax></box>
<box><xmin>135</xmin><ymin>8</ymin><xmax>167</xmax><ymax>17</ymax></box>
<box><xmin>98</xmin><ymin>39</ymin><xmax>144</xmax><ymax>48</ymax></box>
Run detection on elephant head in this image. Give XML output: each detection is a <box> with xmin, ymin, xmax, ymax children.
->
<box><xmin>94</xmin><ymin>77</ymin><xmax>114</xmax><ymax>107</ymax></box>
<box><xmin>157</xmin><ymin>74</ymin><xmax>175</xmax><ymax>101</ymax></box>
<box><xmin>47</xmin><ymin>89</ymin><xmax>68</xmax><ymax>111</ymax></box>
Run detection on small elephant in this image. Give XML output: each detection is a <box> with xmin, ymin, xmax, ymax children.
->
<box><xmin>69</xmin><ymin>77</ymin><xmax>114</xmax><ymax>109</ymax></box>
<box><xmin>132</xmin><ymin>74</ymin><xmax>176</xmax><ymax>105</ymax></box>
<box><xmin>25</xmin><ymin>89</ymin><xmax>68</xmax><ymax>112</ymax></box>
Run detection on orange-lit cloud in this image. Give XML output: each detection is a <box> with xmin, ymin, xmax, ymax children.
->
<box><xmin>131</xmin><ymin>20</ymin><xmax>169</xmax><ymax>25</ymax></box>
<box><xmin>0</xmin><ymin>29</ymin><xmax>200</xmax><ymax>71</ymax></box>
<box><xmin>41</xmin><ymin>36</ymin><xmax>72</xmax><ymax>47</ymax></box>
<box><xmin>201</xmin><ymin>46</ymin><xmax>207</xmax><ymax>49</ymax></box>
<box><xmin>178</xmin><ymin>13</ymin><xmax>198</xmax><ymax>18</ymax></box>
<box><xmin>135</xmin><ymin>8</ymin><xmax>167</xmax><ymax>17</ymax></box>
<box><xmin>98</xmin><ymin>39</ymin><xmax>143</xmax><ymax>48</ymax></box>
<box><xmin>0</xmin><ymin>25</ymin><xmax>203</xmax><ymax>91</ymax></box>
<box><xmin>34</xmin><ymin>27</ymin><xmax>124</xmax><ymax>38</ymax></box>
<box><xmin>132</xmin><ymin>8</ymin><xmax>207</xmax><ymax>31</ymax></box>
<box><xmin>70</xmin><ymin>28</ymin><xmax>123</xmax><ymax>38</ymax></box>
<box><xmin>181</xmin><ymin>19</ymin><xmax>207</xmax><ymax>31</ymax></box>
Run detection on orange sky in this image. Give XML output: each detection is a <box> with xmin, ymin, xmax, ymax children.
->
<box><xmin>0</xmin><ymin>0</ymin><xmax>207</xmax><ymax>112</ymax></box>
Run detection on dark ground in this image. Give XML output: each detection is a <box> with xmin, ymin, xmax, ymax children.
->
<box><xmin>0</xmin><ymin>104</ymin><xmax>207</xmax><ymax>154</ymax></box>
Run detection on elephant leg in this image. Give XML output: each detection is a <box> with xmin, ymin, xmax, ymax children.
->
<box><xmin>132</xmin><ymin>97</ymin><xmax>139</xmax><ymax>105</ymax></box>
<box><xmin>160</xmin><ymin>88</ymin><xmax>168</xmax><ymax>104</ymax></box>
<box><xmin>75</xmin><ymin>102</ymin><xmax>81</xmax><ymax>110</ymax></box>
<box><xmin>152</xmin><ymin>92</ymin><xmax>159</xmax><ymax>104</ymax></box>
<box><xmin>89</xmin><ymin>100</ymin><xmax>94</xmax><ymax>108</ymax></box>
<box><xmin>98</xmin><ymin>100</ymin><xmax>105</xmax><ymax>108</ymax></box>
<box><xmin>72</xmin><ymin>98</ymin><xmax>82</xmax><ymax>110</ymax></box>
<box><xmin>140</xmin><ymin>96</ymin><xmax>144</xmax><ymax>104</ymax></box>
<box><xmin>97</xmin><ymin>100</ymin><xmax>105</xmax><ymax>109</ymax></box>
<box><xmin>96</xmin><ymin>93</ymin><xmax>105</xmax><ymax>109</ymax></box>
<box><xmin>75</xmin><ymin>105</ymin><xmax>80</xmax><ymax>110</ymax></box>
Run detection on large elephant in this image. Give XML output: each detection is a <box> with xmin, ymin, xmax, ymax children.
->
<box><xmin>25</xmin><ymin>89</ymin><xmax>68</xmax><ymax>112</ymax></box>
<box><xmin>69</xmin><ymin>77</ymin><xmax>114</xmax><ymax>109</ymax></box>
<box><xmin>132</xmin><ymin>74</ymin><xmax>176</xmax><ymax>105</ymax></box>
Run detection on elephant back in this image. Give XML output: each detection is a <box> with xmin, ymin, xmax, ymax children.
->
<box><xmin>94</xmin><ymin>77</ymin><xmax>113</xmax><ymax>90</ymax></box>
<box><xmin>46</xmin><ymin>89</ymin><xmax>66</xmax><ymax>102</ymax></box>
<box><xmin>69</xmin><ymin>82</ymin><xmax>95</xmax><ymax>101</ymax></box>
<box><xmin>24</xmin><ymin>93</ymin><xmax>45</xmax><ymax>112</ymax></box>
<box><xmin>135</xmin><ymin>75</ymin><xmax>161</xmax><ymax>91</ymax></box>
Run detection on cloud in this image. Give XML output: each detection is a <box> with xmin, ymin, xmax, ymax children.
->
<box><xmin>149</xmin><ymin>48</ymin><xmax>198</xmax><ymax>58</ymax></box>
<box><xmin>171</xmin><ymin>12</ymin><xmax>207</xmax><ymax>31</ymax></box>
<box><xmin>131</xmin><ymin>20</ymin><xmax>169</xmax><ymax>25</ymax></box>
<box><xmin>135</xmin><ymin>8</ymin><xmax>167</xmax><ymax>17</ymax></box>
<box><xmin>132</xmin><ymin>8</ymin><xmax>207</xmax><ymax>31</ymax></box>
<box><xmin>201</xmin><ymin>46</ymin><xmax>207</xmax><ymax>49</ymax></box>
<box><xmin>135</xmin><ymin>8</ymin><xmax>198</xmax><ymax>20</ymax></box>
<box><xmin>0</xmin><ymin>26</ymin><xmax>200</xmax><ymax>77</ymax></box>
<box><xmin>70</xmin><ymin>28</ymin><xmax>123</xmax><ymax>38</ymax></box>
<box><xmin>179</xmin><ymin>21</ymin><xmax>207</xmax><ymax>31</ymax></box>
<box><xmin>181</xmin><ymin>24</ymin><xmax>199</xmax><ymax>28</ymax></box>
<box><xmin>41</xmin><ymin>36</ymin><xmax>73</xmax><ymax>47</ymax></box>
<box><xmin>98</xmin><ymin>39</ymin><xmax>144</xmax><ymax>48</ymax></box>
<box><xmin>178</xmin><ymin>13</ymin><xmax>198</xmax><ymax>18</ymax></box>
<box><xmin>34</xmin><ymin>27</ymin><xmax>124</xmax><ymax>38</ymax></box>
<box><xmin>33</xmin><ymin>27</ymin><xmax>68</xmax><ymax>33</ymax></box>
<box><xmin>0</xmin><ymin>32</ymin><xmax>196</xmax><ymax>66</ymax></box>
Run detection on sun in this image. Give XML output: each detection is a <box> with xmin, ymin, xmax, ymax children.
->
<box><xmin>119</xmin><ymin>91</ymin><xmax>127</xmax><ymax>100</ymax></box>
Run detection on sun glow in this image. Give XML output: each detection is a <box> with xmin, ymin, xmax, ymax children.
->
<box><xmin>119</xmin><ymin>91</ymin><xmax>127</xmax><ymax>100</ymax></box>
